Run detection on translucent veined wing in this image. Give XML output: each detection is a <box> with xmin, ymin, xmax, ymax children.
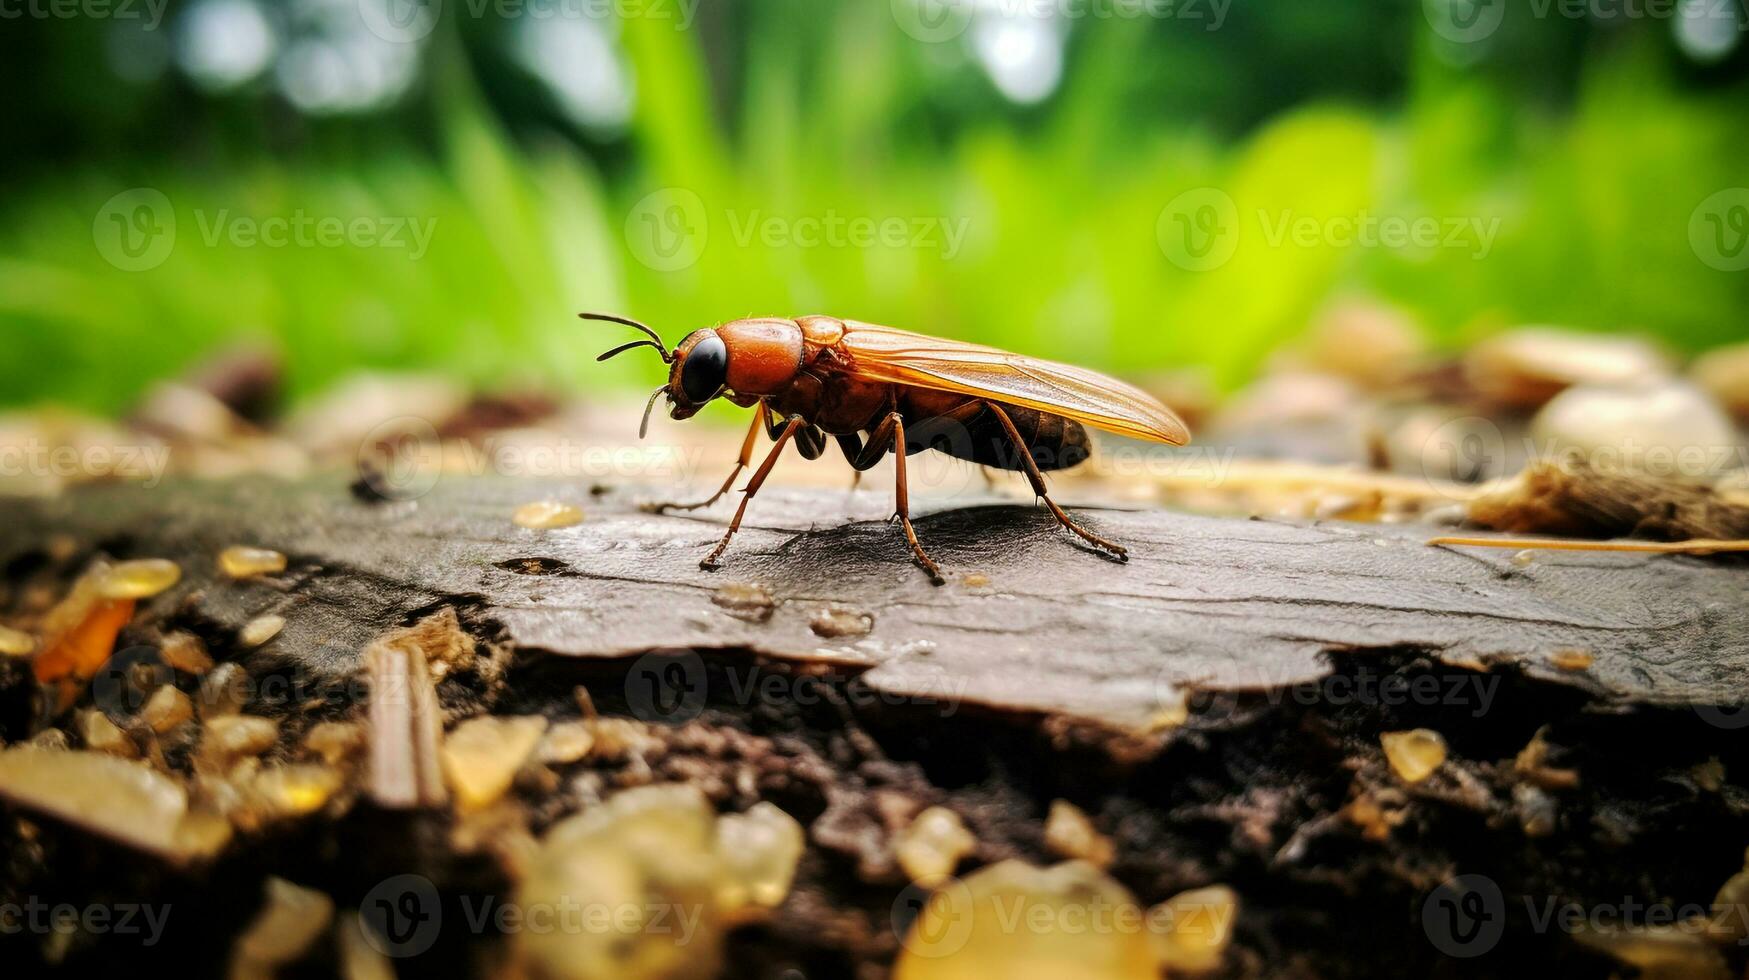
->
<box><xmin>835</xmin><ymin>321</ymin><xmax>1190</xmax><ymax>445</ymax></box>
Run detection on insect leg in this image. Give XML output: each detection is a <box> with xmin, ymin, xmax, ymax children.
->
<box><xmin>700</xmin><ymin>414</ymin><xmax>803</xmax><ymax>571</ymax></box>
<box><xmin>645</xmin><ymin>405</ymin><xmax>765</xmax><ymax>513</ymax></box>
<box><xmin>983</xmin><ymin>401</ymin><xmax>1128</xmax><ymax>561</ymax></box>
<box><xmin>887</xmin><ymin>412</ymin><xmax>944</xmax><ymax>584</ymax></box>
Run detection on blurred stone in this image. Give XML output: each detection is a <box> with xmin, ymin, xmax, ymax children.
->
<box><xmin>715</xmin><ymin>801</ymin><xmax>806</xmax><ymax>914</ymax></box>
<box><xmin>1691</xmin><ymin>342</ymin><xmax>1749</xmax><ymax>421</ymax></box>
<box><xmin>77</xmin><ymin>708</ymin><xmax>137</xmax><ymax>758</ymax></box>
<box><xmin>284</xmin><ymin>373</ymin><xmax>467</xmax><ymax>456</ymax></box>
<box><xmin>204</xmin><ymin>715</ymin><xmax>279</xmax><ymax>761</ymax></box>
<box><xmin>520</xmin><ymin>784</ymin><xmax>729</xmax><ymax>980</ymax></box>
<box><xmin>229</xmin><ymin>877</ymin><xmax>335</xmax><ymax>980</ymax></box>
<box><xmin>1530</xmin><ymin>380</ymin><xmax>1736</xmax><ymax>481</ymax></box>
<box><xmin>1465</xmin><ymin>327</ymin><xmax>1670</xmax><ymax>410</ymax></box>
<box><xmin>894</xmin><ymin>805</ymin><xmax>977</xmax><ymax>885</ymax></box>
<box><xmin>1572</xmin><ymin>923</ymin><xmax>1729</xmax><ymax>980</ymax></box>
<box><xmin>303</xmin><ymin>721</ymin><xmax>365</xmax><ymax>766</ymax></box>
<box><xmin>537</xmin><ymin>720</ymin><xmax>596</xmax><ymax>764</ymax></box>
<box><xmin>1294</xmin><ymin>299</ymin><xmax>1426</xmax><ymax>390</ymax></box>
<box><xmin>161</xmin><ymin>630</ymin><xmax>215</xmax><ymax>674</ymax></box>
<box><xmin>1043</xmin><ymin>799</ymin><xmax>1114</xmax><ymax>869</ymax></box>
<box><xmin>219</xmin><ymin>546</ymin><xmax>288</xmax><ymax>579</ymax></box>
<box><xmin>440</xmin><ymin>715</ymin><xmax>547</xmax><ymax>811</ymax></box>
<box><xmin>239</xmin><ymin>614</ymin><xmax>286</xmax><ymax>648</ymax></box>
<box><xmin>513</xmin><ymin>500</ymin><xmax>585</xmax><ymax>530</ymax></box>
<box><xmin>199</xmin><ymin>662</ymin><xmax>249</xmax><ymax>716</ymax></box>
<box><xmin>250</xmin><ymin>763</ymin><xmax>343</xmax><ymax>819</ymax></box>
<box><xmin>894</xmin><ymin>860</ymin><xmax>1158</xmax><ymax>980</ymax></box>
<box><xmin>96</xmin><ymin>558</ymin><xmax>182</xmax><ymax>600</ymax></box>
<box><xmin>141</xmin><ymin>685</ymin><xmax>195</xmax><ymax>733</ymax></box>
<box><xmin>0</xmin><ymin>624</ymin><xmax>34</xmax><ymax>657</ymax></box>
<box><xmin>1152</xmin><ymin>885</ymin><xmax>1240</xmax><ymax>974</ymax></box>
<box><xmin>0</xmin><ymin>746</ymin><xmax>231</xmax><ymax>861</ymax></box>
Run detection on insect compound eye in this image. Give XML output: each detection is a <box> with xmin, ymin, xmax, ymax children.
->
<box><xmin>679</xmin><ymin>333</ymin><xmax>728</xmax><ymax>403</ymax></box>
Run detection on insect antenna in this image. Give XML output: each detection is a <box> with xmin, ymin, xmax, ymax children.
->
<box><xmin>580</xmin><ymin>312</ymin><xmax>672</xmax><ymax>362</ymax></box>
<box><xmin>638</xmin><ymin>384</ymin><xmax>667</xmax><ymax>440</ymax></box>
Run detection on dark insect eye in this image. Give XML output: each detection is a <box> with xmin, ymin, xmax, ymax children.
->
<box><xmin>679</xmin><ymin>334</ymin><xmax>728</xmax><ymax>403</ymax></box>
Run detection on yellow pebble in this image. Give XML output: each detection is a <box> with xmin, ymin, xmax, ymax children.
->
<box><xmin>1152</xmin><ymin>885</ymin><xmax>1240</xmax><ymax>973</ymax></box>
<box><xmin>251</xmin><ymin>764</ymin><xmax>343</xmax><ymax>818</ymax></box>
<box><xmin>1043</xmin><ymin>799</ymin><xmax>1114</xmax><ymax>868</ymax></box>
<box><xmin>894</xmin><ymin>860</ymin><xmax>1157</xmax><ymax>980</ymax></box>
<box><xmin>513</xmin><ymin>501</ymin><xmax>583</xmax><ymax>530</ymax></box>
<box><xmin>0</xmin><ymin>625</ymin><xmax>35</xmax><ymax>657</ymax></box>
<box><xmin>716</xmin><ymin>802</ymin><xmax>806</xmax><ymax>912</ymax></box>
<box><xmin>239</xmin><ymin>615</ymin><xmax>285</xmax><ymax>648</ymax></box>
<box><xmin>895</xmin><ymin>806</ymin><xmax>976</xmax><ymax>885</ymax></box>
<box><xmin>1381</xmin><ymin>728</ymin><xmax>1447</xmax><ymax>783</ymax></box>
<box><xmin>219</xmin><ymin>546</ymin><xmax>288</xmax><ymax>579</ymax></box>
<box><xmin>97</xmin><ymin>559</ymin><xmax>181</xmax><ymax>600</ymax></box>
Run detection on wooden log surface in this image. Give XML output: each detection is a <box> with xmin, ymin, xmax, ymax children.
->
<box><xmin>3</xmin><ymin>475</ymin><xmax>1744</xmax><ymax>730</ymax></box>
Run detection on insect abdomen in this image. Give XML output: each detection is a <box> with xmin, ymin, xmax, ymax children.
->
<box><xmin>908</xmin><ymin>403</ymin><xmax>1091</xmax><ymax>472</ymax></box>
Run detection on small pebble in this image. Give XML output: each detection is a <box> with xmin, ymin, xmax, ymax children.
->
<box><xmin>78</xmin><ymin>709</ymin><xmax>137</xmax><ymax>758</ymax></box>
<box><xmin>302</xmin><ymin>721</ymin><xmax>364</xmax><ymax>766</ymax></box>
<box><xmin>204</xmin><ymin>715</ymin><xmax>279</xmax><ymax>759</ymax></box>
<box><xmin>161</xmin><ymin>631</ymin><xmax>215</xmax><ymax>674</ymax></box>
<box><xmin>0</xmin><ymin>625</ymin><xmax>35</xmax><ymax>657</ymax></box>
<box><xmin>1153</xmin><ymin>885</ymin><xmax>1241</xmax><ymax>973</ymax></box>
<box><xmin>440</xmin><ymin>715</ymin><xmax>547</xmax><ymax>811</ymax></box>
<box><xmin>219</xmin><ymin>546</ymin><xmax>288</xmax><ymax>579</ymax></box>
<box><xmin>251</xmin><ymin>764</ymin><xmax>343</xmax><ymax>818</ymax></box>
<box><xmin>1381</xmin><ymin>729</ymin><xmax>1447</xmax><ymax>783</ymax></box>
<box><xmin>894</xmin><ymin>805</ymin><xmax>976</xmax><ymax>884</ymax></box>
<box><xmin>199</xmin><ymin>663</ymin><xmax>249</xmax><ymax>716</ymax></box>
<box><xmin>97</xmin><ymin>559</ymin><xmax>181</xmax><ymax>600</ymax></box>
<box><xmin>810</xmin><ymin>606</ymin><xmax>874</xmax><ymax>639</ymax></box>
<box><xmin>711</xmin><ymin>583</ymin><xmax>776</xmax><ymax>623</ymax></box>
<box><xmin>513</xmin><ymin>501</ymin><xmax>583</xmax><ymax>530</ymax></box>
<box><xmin>141</xmin><ymin>686</ymin><xmax>195</xmax><ymax>733</ymax></box>
<box><xmin>537</xmin><ymin>721</ymin><xmax>596</xmax><ymax>765</ymax></box>
<box><xmin>1043</xmin><ymin>799</ymin><xmax>1114</xmax><ymax>868</ymax></box>
<box><xmin>715</xmin><ymin>801</ymin><xmax>806</xmax><ymax>911</ymax></box>
<box><xmin>239</xmin><ymin>614</ymin><xmax>285</xmax><ymax>648</ymax></box>
<box><xmin>1550</xmin><ymin>649</ymin><xmax>1594</xmax><ymax>671</ymax></box>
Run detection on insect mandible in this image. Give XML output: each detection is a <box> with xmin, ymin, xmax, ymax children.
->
<box><xmin>589</xmin><ymin>312</ymin><xmax>1190</xmax><ymax>583</ymax></box>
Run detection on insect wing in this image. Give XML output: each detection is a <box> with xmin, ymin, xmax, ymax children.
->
<box><xmin>836</xmin><ymin>323</ymin><xmax>1190</xmax><ymax>445</ymax></box>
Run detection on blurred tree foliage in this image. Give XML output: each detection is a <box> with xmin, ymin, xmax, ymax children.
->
<box><xmin>0</xmin><ymin>0</ymin><xmax>1745</xmax><ymax>416</ymax></box>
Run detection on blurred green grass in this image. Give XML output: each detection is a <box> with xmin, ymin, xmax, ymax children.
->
<box><xmin>1</xmin><ymin>11</ymin><xmax>1745</xmax><ymax>420</ymax></box>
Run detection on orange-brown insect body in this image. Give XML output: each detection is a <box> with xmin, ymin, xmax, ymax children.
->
<box><xmin>589</xmin><ymin>312</ymin><xmax>1189</xmax><ymax>582</ymax></box>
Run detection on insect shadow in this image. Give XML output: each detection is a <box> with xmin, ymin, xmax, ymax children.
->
<box><xmin>764</xmin><ymin>502</ymin><xmax>1130</xmax><ymax>578</ymax></box>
